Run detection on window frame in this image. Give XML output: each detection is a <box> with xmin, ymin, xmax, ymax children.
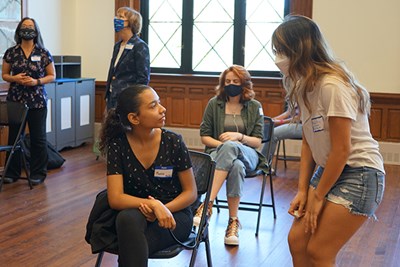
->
<box><xmin>115</xmin><ymin>0</ymin><xmax>313</xmax><ymax>77</ymax></box>
<box><xmin>140</xmin><ymin>0</ymin><xmax>291</xmax><ymax>77</ymax></box>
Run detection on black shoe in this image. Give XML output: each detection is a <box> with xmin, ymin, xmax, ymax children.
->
<box><xmin>3</xmin><ymin>176</ymin><xmax>19</xmax><ymax>184</ymax></box>
<box><xmin>30</xmin><ymin>176</ymin><xmax>46</xmax><ymax>185</ymax></box>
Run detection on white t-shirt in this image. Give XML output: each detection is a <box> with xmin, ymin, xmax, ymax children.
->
<box><xmin>299</xmin><ymin>75</ymin><xmax>384</xmax><ymax>172</ymax></box>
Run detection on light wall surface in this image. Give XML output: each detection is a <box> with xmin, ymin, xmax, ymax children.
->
<box><xmin>27</xmin><ymin>0</ymin><xmax>114</xmax><ymax>80</ymax></box>
<box><xmin>313</xmin><ymin>0</ymin><xmax>400</xmax><ymax>93</ymax></box>
<box><xmin>26</xmin><ymin>0</ymin><xmax>400</xmax><ymax>93</ymax></box>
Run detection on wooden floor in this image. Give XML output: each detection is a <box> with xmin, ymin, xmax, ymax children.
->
<box><xmin>0</xmin><ymin>143</ymin><xmax>399</xmax><ymax>267</ymax></box>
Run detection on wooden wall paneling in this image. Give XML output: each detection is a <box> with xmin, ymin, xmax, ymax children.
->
<box><xmin>290</xmin><ymin>0</ymin><xmax>313</xmax><ymax>18</ymax></box>
<box><xmin>94</xmin><ymin>81</ymin><xmax>106</xmax><ymax>122</ymax></box>
<box><xmin>186</xmin><ymin>98</ymin><xmax>203</xmax><ymax>127</ymax></box>
<box><xmin>259</xmin><ymin>88</ymin><xmax>285</xmax><ymax>117</ymax></box>
<box><xmin>187</xmin><ymin>87</ymin><xmax>208</xmax><ymax>127</ymax></box>
<box><xmin>387</xmin><ymin>108</ymin><xmax>400</xmax><ymax>141</ymax></box>
<box><xmin>370</xmin><ymin>107</ymin><xmax>383</xmax><ymax>140</ymax></box>
<box><xmin>168</xmin><ymin>87</ymin><xmax>186</xmax><ymax>126</ymax></box>
<box><xmin>370</xmin><ymin>93</ymin><xmax>400</xmax><ymax>142</ymax></box>
<box><xmin>115</xmin><ymin>0</ymin><xmax>139</xmax><ymax>11</ymax></box>
<box><xmin>94</xmin><ymin>93</ymin><xmax>105</xmax><ymax>122</ymax></box>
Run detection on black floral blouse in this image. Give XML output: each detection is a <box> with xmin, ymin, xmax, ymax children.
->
<box><xmin>107</xmin><ymin>129</ymin><xmax>192</xmax><ymax>204</ymax></box>
<box><xmin>3</xmin><ymin>44</ymin><xmax>53</xmax><ymax>109</ymax></box>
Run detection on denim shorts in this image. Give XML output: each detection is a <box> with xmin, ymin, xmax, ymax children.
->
<box><xmin>309</xmin><ymin>165</ymin><xmax>385</xmax><ymax>219</ymax></box>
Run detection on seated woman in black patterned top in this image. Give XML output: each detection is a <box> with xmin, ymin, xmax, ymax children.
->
<box><xmin>96</xmin><ymin>84</ymin><xmax>197</xmax><ymax>267</ymax></box>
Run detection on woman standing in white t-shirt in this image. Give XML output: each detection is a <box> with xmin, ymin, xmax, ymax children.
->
<box><xmin>271</xmin><ymin>15</ymin><xmax>385</xmax><ymax>267</ymax></box>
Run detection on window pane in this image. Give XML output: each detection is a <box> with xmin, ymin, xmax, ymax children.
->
<box><xmin>193</xmin><ymin>0</ymin><xmax>234</xmax><ymax>72</ymax></box>
<box><xmin>245</xmin><ymin>0</ymin><xmax>285</xmax><ymax>72</ymax></box>
<box><xmin>148</xmin><ymin>0</ymin><xmax>183</xmax><ymax>68</ymax></box>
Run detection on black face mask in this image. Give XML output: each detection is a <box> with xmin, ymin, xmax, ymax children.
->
<box><xmin>224</xmin><ymin>84</ymin><xmax>243</xmax><ymax>97</ymax></box>
<box><xmin>19</xmin><ymin>28</ymin><xmax>37</xmax><ymax>40</ymax></box>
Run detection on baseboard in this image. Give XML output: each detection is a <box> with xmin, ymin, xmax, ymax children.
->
<box><xmin>165</xmin><ymin>127</ymin><xmax>204</xmax><ymax>150</ymax></box>
<box><xmin>379</xmin><ymin>142</ymin><xmax>400</xmax><ymax>165</ymax></box>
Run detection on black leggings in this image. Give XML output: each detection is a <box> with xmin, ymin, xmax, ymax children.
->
<box><xmin>115</xmin><ymin>208</ymin><xmax>193</xmax><ymax>267</ymax></box>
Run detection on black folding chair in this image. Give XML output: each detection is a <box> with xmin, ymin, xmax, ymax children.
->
<box><xmin>94</xmin><ymin>150</ymin><xmax>216</xmax><ymax>267</ymax></box>
<box><xmin>0</xmin><ymin>101</ymin><xmax>31</xmax><ymax>191</ymax></box>
<box><xmin>214</xmin><ymin>116</ymin><xmax>276</xmax><ymax>236</ymax></box>
<box><xmin>274</xmin><ymin>137</ymin><xmax>302</xmax><ymax>171</ymax></box>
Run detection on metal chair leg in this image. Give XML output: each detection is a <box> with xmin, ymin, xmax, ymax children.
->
<box><xmin>255</xmin><ymin>173</ymin><xmax>267</xmax><ymax>236</ymax></box>
<box><xmin>95</xmin><ymin>251</ymin><xmax>104</xmax><ymax>267</ymax></box>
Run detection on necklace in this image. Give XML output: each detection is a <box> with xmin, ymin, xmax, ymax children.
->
<box><xmin>226</xmin><ymin>102</ymin><xmax>242</xmax><ymax>132</ymax></box>
<box><xmin>226</xmin><ymin>102</ymin><xmax>242</xmax><ymax>115</ymax></box>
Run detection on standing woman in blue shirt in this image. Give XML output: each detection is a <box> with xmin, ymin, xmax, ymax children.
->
<box><xmin>2</xmin><ymin>17</ymin><xmax>55</xmax><ymax>185</ymax></box>
<box><xmin>105</xmin><ymin>7</ymin><xmax>150</xmax><ymax>110</ymax></box>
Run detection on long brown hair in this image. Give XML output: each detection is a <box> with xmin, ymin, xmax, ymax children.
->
<box><xmin>271</xmin><ymin>15</ymin><xmax>370</xmax><ymax>117</ymax></box>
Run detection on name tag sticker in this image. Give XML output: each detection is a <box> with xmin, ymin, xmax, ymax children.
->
<box><xmin>31</xmin><ymin>55</ymin><xmax>41</xmax><ymax>62</ymax></box>
<box><xmin>259</xmin><ymin>107</ymin><xmax>264</xmax><ymax>116</ymax></box>
<box><xmin>154</xmin><ymin>166</ymin><xmax>173</xmax><ymax>179</ymax></box>
<box><xmin>125</xmin><ymin>43</ymin><xmax>134</xmax><ymax>50</ymax></box>
<box><xmin>311</xmin><ymin>116</ymin><xmax>324</xmax><ymax>132</ymax></box>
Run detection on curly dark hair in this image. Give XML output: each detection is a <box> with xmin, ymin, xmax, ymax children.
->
<box><xmin>98</xmin><ymin>84</ymin><xmax>151</xmax><ymax>155</ymax></box>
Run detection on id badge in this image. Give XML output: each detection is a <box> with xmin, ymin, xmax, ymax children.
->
<box><xmin>311</xmin><ymin>116</ymin><xmax>324</xmax><ymax>132</ymax></box>
<box><xmin>154</xmin><ymin>166</ymin><xmax>173</xmax><ymax>179</ymax></box>
<box><xmin>31</xmin><ymin>55</ymin><xmax>41</xmax><ymax>62</ymax></box>
<box><xmin>125</xmin><ymin>43</ymin><xmax>134</xmax><ymax>50</ymax></box>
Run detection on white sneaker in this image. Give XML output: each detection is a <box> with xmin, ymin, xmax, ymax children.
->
<box><xmin>193</xmin><ymin>201</ymin><xmax>213</xmax><ymax>227</ymax></box>
<box><xmin>224</xmin><ymin>218</ymin><xmax>241</xmax><ymax>246</ymax></box>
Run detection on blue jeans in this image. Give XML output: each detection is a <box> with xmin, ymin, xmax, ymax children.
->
<box><xmin>210</xmin><ymin>141</ymin><xmax>259</xmax><ymax>198</ymax></box>
<box><xmin>261</xmin><ymin>123</ymin><xmax>302</xmax><ymax>158</ymax></box>
<box><xmin>310</xmin><ymin>165</ymin><xmax>385</xmax><ymax>218</ymax></box>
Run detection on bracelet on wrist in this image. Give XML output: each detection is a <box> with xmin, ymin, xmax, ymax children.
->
<box><xmin>239</xmin><ymin>133</ymin><xmax>244</xmax><ymax>142</ymax></box>
<box><xmin>37</xmin><ymin>79</ymin><xmax>42</xmax><ymax>86</ymax></box>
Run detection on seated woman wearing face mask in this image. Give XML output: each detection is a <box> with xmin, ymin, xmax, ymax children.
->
<box><xmin>193</xmin><ymin>65</ymin><xmax>265</xmax><ymax>246</ymax></box>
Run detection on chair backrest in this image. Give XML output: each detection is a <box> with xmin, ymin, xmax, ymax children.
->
<box><xmin>261</xmin><ymin>116</ymin><xmax>275</xmax><ymax>166</ymax></box>
<box><xmin>0</xmin><ymin>101</ymin><xmax>28</xmax><ymax>127</ymax></box>
<box><xmin>188</xmin><ymin>150</ymin><xmax>215</xmax><ymax>237</ymax></box>
<box><xmin>189</xmin><ymin>150</ymin><xmax>216</xmax><ymax>197</ymax></box>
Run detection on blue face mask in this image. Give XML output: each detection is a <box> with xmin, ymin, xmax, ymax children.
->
<box><xmin>224</xmin><ymin>84</ymin><xmax>243</xmax><ymax>97</ymax></box>
<box><xmin>114</xmin><ymin>18</ymin><xmax>125</xmax><ymax>32</ymax></box>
